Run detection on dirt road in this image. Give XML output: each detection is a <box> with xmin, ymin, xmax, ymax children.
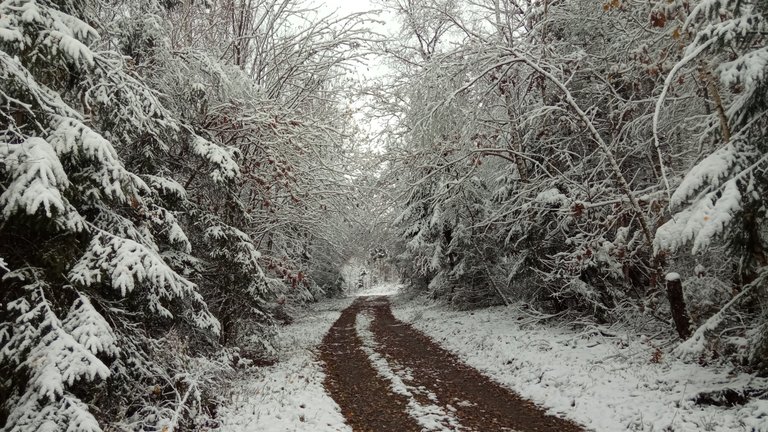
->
<box><xmin>319</xmin><ymin>296</ymin><xmax>585</xmax><ymax>432</ymax></box>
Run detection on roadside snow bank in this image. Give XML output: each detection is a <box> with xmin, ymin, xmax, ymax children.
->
<box><xmin>392</xmin><ymin>301</ymin><xmax>768</xmax><ymax>432</ymax></box>
<box><xmin>217</xmin><ymin>298</ymin><xmax>353</xmax><ymax>432</ymax></box>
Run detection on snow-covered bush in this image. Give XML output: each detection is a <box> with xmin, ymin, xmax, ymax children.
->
<box><xmin>1</xmin><ymin>269</ymin><xmax>110</xmax><ymax>432</ymax></box>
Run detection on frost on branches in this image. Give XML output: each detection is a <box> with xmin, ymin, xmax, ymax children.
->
<box><xmin>376</xmin><ymin>0</ymin><xmax>768</xmax><ymax>373</ymax></box>
<box><xmin>0</xmin><ymin>0</ymin><xmax>357</xmax><ymax>426</ymax></box>
<box><xmin>656</xmin><ymin>0</ymin><xmax>768</xmax><ymax>257</ymax></box>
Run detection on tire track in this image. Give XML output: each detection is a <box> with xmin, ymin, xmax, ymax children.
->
<box><xmin>319</xmin><ymin>299</ymin><xmax>422</xmax><ymax>431</ymax></box>
<box><xmin>320</xmin><ymin>296</ymin><xmax>585</xmax><ymax>432</ymax></box>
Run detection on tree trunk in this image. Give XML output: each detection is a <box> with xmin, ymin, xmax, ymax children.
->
<box><xmin>666</xmin><ymin>273</ymin><xmax>692</xmax><ymax>339</ymax></box>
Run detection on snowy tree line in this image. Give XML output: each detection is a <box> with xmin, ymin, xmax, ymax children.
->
<box><xmin>2</xmin><ymin>0</ymin><xmax>767</xmax><ymax>428</ymax></box>
<box><xmin>0</xmin><ymin>0</ymin><xmax>371</xmax><ymax>429</ymax></box>
<box><xmin>374</xmin><ymin>0</ymin><xmax>768</xmax><ymax>371</ymax></box>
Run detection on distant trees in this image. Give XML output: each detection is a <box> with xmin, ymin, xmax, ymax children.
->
<box><xmin>379</xmin><ymin>0</ymin><xmax>768</xmax><ymax>368</ymax></box>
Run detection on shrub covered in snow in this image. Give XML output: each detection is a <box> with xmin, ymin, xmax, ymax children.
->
<box><xmin>383</xmin><ymin>0</ymin><xmax>768</xmax><ymax>372</ymax></box>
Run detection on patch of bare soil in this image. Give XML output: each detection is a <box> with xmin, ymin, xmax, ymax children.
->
<box><xmin>319</xmin><ymin>299</ymin><xmax>422</xmax><ymax>431</ymax></box>
<box><xmin>320</xmin><ymin>296</ymin><xmax>585</xmax><ymax>432</ymax></box>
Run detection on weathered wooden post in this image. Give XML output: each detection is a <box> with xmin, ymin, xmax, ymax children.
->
<box><xmin>665</xmin><ymin>272</ymin><xmax>692</xmax><ymax>339</ymax></box>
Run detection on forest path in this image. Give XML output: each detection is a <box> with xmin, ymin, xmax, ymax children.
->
<box><xmin>319</xmin><ymin>296</ymin><xmax>585</xmax><ymax>432</ymax></box>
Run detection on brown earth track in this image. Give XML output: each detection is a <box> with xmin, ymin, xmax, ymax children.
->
<box><xmin>368</xmin><ymin>297</ymin><xmax>584</xmax><ymax>432</ymax></box>
<box><xmin>320</xmin><ymin>296</ymin><xmax>585</xmax><ymax>432</ymax></box>
<box><xmin>319</xmin><ymin>299</ymin><xmax>422</xmax><ymax>432</ymax></box>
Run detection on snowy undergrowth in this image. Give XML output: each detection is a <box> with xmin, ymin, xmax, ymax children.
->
<box><xmin>355</xmin><ymin>311</ymin><xmax>464</xmax><ymax>431</ymax></box>
<box><xmin>392</xmin><ymin>299</ymin><xmax>768</xmax><ymax>432</ymax></box>
<box><xmin>216</xmin><ymin>298</ymin><xmax>353</xmax><ymax>432</ymax></box>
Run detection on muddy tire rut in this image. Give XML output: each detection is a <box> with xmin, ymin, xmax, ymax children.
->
<box><xmin>319</xmin><ymin>299</ymin><xmax>422</xmax><ymax>431</ymax></box>
<box><xmin>319</xmin><ymin>297</ymin><xmax>585</xmax><ymax>432</ymax></box>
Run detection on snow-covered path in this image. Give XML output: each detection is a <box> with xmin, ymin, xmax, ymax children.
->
<box><xmin>217</xmin><ymin>291</ymin><xmax>767</xmax><ymax>432</ymax></box>
<box><xmin>392</xmin><ymin>300</ymin><xmax>768</xmax><ymax>432</ymax></box>
<box><xmin>217</xmin><ymin>298</ymin><xmax>353</xmax><ymax>432</ymax></box>
<box><xmin>319</xmin><ymin>296</ymin><xmax>583</xmax><ymax>431</ymax></box>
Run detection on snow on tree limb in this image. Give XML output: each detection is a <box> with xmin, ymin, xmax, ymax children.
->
<box><xmin>69</xmin><ymin>231</ymin><xmax>220</xmax><ymax>334</ymax></box>
<box><xmin>655</xmin><ymin>179</ymin><xmax>742</xmax><ymax>254</ymax></box>
<box><xmin>62</xmin><ymin>295</ymin><xmax>119</xmax><ymax>358</ymax></box>
<box><xmin>673</xmin><ymin>279</ymin><xmax>757</xmax><ymax>360</ymax></box>
<box><xmin>0</xmin><ymin>137</ymin><xmax>72</xmax><ymax>220</ymax></box>
<box><xmin>143</xmin><ymin>175</ymin><xmax>187</xmax><ymax>201</ymax></box>
<box><xmin>191</xmin><ymin>136</ymin><xmax>240</xmax><ymax>183</ymax></box>
<box><xmin>1</xmin><ymin>269</ymin><xmax>108</xmax><ymax>432</ymax></box>
<box><xmin>652</xmin><ymin>38</ymin><xmax>717</xmax><ymax>200</ymax></box>
<box><xmin>668</xmin><ymin>143</ymin><xmax>739</xmax><ymax>209</ymax></box>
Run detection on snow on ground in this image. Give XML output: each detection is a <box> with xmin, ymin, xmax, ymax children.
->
<box><xmin>355</xmin><ymin>281</ymin><xmax>403</xmax><ymax>296</ymax></box>
<box><xmin>392</xmin><ymin>300</ymin><xmax>768</xmax><ymax>432</ymax></box>
<box><xmin>355</xmin><ymin>311</ymin><xmax>464</xmax><ymax>431</ymax></box>
<box><xmin>217</xmin><ymin>298</ymin><xmax>353</xmax><ymax>432</ymax></box>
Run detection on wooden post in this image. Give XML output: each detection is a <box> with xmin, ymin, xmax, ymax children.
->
<box><xmin>665</xmin><ymin>273</ymin><xmax>692</xmax><ymax>339</ymax></box>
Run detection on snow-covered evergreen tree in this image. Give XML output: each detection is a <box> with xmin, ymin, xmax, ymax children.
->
<box><xmin>653</xmin><ymin>0</ymin><xmax>768</xmax><ymax>367</ymax></box>
<box><xmin>0</xmin><ymin>0</ymin><xmax>227</xmax><ymax>428</ymax></box>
